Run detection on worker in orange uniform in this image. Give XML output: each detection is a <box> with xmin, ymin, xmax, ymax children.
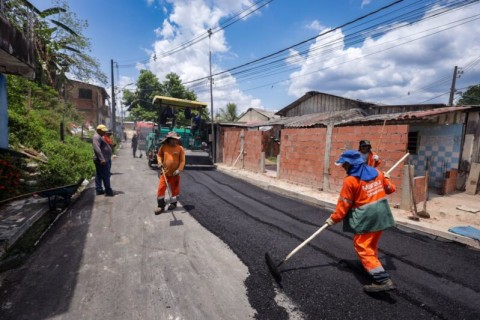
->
<box><xmin>359</xmin><ymin>140</ymin><xmax>381</xmax><ymax>167</ymax></box>
<box><xmin>154</xmin><ymin>131</ymin><xmax>185</xmax><ymax>215</ymax></box>
<box><xmin>325</xmin><ymin>150</ymin><xmax>396</xmax><ymax>292</ymax></box>
<box><xmin>102</xmin><ymin>130</ymin><xmax>115</xmax><ymax>171</ymax></box>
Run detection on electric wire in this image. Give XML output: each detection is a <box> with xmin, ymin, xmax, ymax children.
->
<box><xmin>187</xmin><ymin>5</ymin><xmax>480</xmax><ymax>96</ymax></box>
<box><xmin>116</xmin><ymin>0</ymin><xmax>274</xmax><ymax>68</ymax></box>
<box><xmin>186</xmin><ymin>0</ymin><xmax>478</xmax><ymax>91</ymax></box>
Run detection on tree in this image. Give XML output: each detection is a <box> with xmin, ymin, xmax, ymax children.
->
<box><xmin>4</xmin><ymin>0</ymin><xmax>107</xmax><ymax>88</ymax></box>
<box><xmin>457</xmin><ymin>84</ymin><xmax>480</xmax><ymax>105</ymax></box>
<box><xmin>217</xmin><ymin>103</ymin><xmax>238</xmax><ymax>122</ymax></box>
<box><xmin>124</xmin><ymin>71</ymin><xmax>210</xmax><ymax>124</ymax></box>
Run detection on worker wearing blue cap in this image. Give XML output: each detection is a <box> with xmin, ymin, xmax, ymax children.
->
<box><xmin>325</xmin><ymin>150</ymin><xmax>396</xmax><ymax>292</ymax></box>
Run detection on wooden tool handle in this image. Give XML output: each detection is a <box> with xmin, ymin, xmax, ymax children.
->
<box><xmin>386</xmin><ymin>153</ymin><xmax>410</xmax><ymax>175</ymax></box>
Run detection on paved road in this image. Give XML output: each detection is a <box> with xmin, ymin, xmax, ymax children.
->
<box><xmin>0</xmin><ymin>145</ymin><xmax>255</xmax><ymax>320</ymax></box>
<box><xmin>180</xmin><ymin>169</ymin><xmax>480</xmax><ymax>320</ymax></box>
<box><xmin>1</xmin><ymin>142</ymin><xmax>480</xmax><ymax>319</ymax></box>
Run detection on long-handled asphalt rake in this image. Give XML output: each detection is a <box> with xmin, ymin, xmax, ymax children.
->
<box><xmin>265</xmin><ymin>152</ymin><xmax>411</xmax><ymax>283</ymax></box>
<box><xmin>161</xmin><ymin>166</ymin><xmax>183</xmax><ymax>226</ymax></box>
<box><xmin>265</xmin><ymin>223</ymin><xmax>329</xmax><ymax>283</ymax></box>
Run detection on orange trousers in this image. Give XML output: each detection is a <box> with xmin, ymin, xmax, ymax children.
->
<box><xmin>353</xmin><ymin>231</ymin><xmax>383</xmax><ymax>272</ymax></box>
<box><xmin>157</xmin><ymin>175</ymin><xmax>180</xmax><ymax>200</ymax></box>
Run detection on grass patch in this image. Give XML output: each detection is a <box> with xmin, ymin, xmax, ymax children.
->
<box><xmin>266</xmin><ymin>156</ymin><xmax>277</xmax><ymax>164</ymax></box>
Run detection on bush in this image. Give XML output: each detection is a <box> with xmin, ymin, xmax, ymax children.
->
<box><xmin>38</xmin><ymin>136</ymin><xmax>94</xmax><ymax>188</ymax></box>
<box><xmin>6</xmin><ymin>75</ymin><xmax>93</xmax><ymax>192</ymax></box>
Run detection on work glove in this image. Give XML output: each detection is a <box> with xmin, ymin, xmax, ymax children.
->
<box><xmin>325</xmin><ymin>217</ymin><xmax>336</xmax><ymax>226</ymax></box>
<box><xmin>173</xmin><ymin>169</ymin><xmax>180</xmax><ymax>176</ymax></box>
<box><xmin>383</xmin><ymin>171</ymin><xmax>390</xmax><ymax>179</ymax></box>
<box><xmin>373</xmin><ymin>154</ymin><xmax>380</xmax><ymax>161</ymax></box>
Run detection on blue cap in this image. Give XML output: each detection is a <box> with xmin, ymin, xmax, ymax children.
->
<box><xmin>335</xmin><ymin>150</ymin><xmax>364</xmax><ymax>166</ymax></box>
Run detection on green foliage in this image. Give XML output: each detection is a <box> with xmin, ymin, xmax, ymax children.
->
<box><xmin>457</xmin><ymin>84</ymin><xmax>480</xmax><ymax>105</ymax></box>
<box><xmin>124</xmin><ymin>71</ymin><xmax>208</xmax><ymax>124</ymax></box>
<box><xmin>129</xmin><ymin>105</ymin><xmax>157</xmax><ymax>122</ymax></box>
<box><xmin>217</xmin><ymin>102</ymin><xmax>238</xmax><ymax>122</ymax></box>
<box><xmin>4</xmin><ymin>0</ymin><xmax>107</xmax><ymax>88</ymax></box>
<box><xmin>6</xmin><ymin>74</ymin><xmax>94</xmax><ymax>190</ymax></box>
<box><xmin>38</xmin><ymin>136</ymin><xmax>94</xmax><ymax>187</ymax></box>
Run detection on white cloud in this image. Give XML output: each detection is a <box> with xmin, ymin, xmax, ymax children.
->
<box><xmin>288</xmin><ymin>3</ymin><xmax>480</xmax><ymax>105</ymax></box>
<box><xmin>155</xmin><ymin>20</ymin><xmax>175</xmax><ymax>38</ymax></box>
<box><xmin>361</xmin><ymin>0</ymin><xmax>372</xmax><ymax>9</ymax></box>
<box><xmin>306</xmin><ymin>20</ymin><xmax>326</xmax><ymax>32</ymax></box>
<box><xmin>143</xmin><ymin>0</ymin><xmax>480</xmax><ymax>113</ymax></box>
<box><xmin>143</xmin><ymin>0</ymin><xmax>265</xmax><ymax>115</ymax></box>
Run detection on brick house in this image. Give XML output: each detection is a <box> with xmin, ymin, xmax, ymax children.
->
<box><xmin>66</xmin><ymin>80</ymin><xmax>110</xmax><ymax>129</ymax></box>
<box><xmin>219</xmin><ymin>91</ymin><xmax>480</xmax><ymax>207</ymax></box>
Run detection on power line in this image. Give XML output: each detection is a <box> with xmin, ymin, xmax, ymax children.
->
<box><xmin>184</xmin><ymin>0</ymin><xmax>407</xmax><ymax>85</ymax></box>
<box><xmin>116</xmin><ymin>0</ymin><xmax>274</xmax><ymax>68</ymax></box>
<box><xmin>188</xmin><ymin>2</ymin><xmax>480</xmax><ymax>96</ymax></box>
<box><xmin>186</xmin><ymin>0</ymin><xmax>476</xmax><ymax>89</ymax></box>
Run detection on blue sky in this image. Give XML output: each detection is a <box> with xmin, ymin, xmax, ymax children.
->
<box><xmin>31</xmin><ymin>0</ymin><xmax>480</xmax><ymax>115</ymax></box>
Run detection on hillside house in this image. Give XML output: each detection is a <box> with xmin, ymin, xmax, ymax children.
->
<box><xmin>66</xmin><ymin>80</ymin><xmax>110</xmax><ymax>129</ymax></box>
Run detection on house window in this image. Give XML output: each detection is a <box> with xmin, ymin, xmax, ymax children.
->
<box><xmin>408</xmin><ymin>131</ymin><xmax>419</xmax><ymax>155</ymax></box>
<box><xmin>79</xmin><ymin>88</ymin><xmax>92</xmax><ymax>99</ymax></box>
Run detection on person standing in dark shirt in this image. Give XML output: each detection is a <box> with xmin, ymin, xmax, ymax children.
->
<box><xmin>93</xmin><ymin>125</ymin><xmax>114</xmax><ymax>196</ymax></box>
<box><xmin>131</xmin><ymin>133</ymin><xmax>138</xmax><ymax>158</ymax></box>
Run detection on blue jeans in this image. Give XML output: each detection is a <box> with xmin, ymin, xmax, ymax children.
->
<box><xmin>94</xmin><ymin>160</ymin><xmax>112</xmax><ymax>194</ymax></box>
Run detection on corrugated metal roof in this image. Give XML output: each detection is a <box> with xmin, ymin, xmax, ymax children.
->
<box><xmin>342</xmin><ymin>106</ymin><xmax>471</xmax><ymax>125</ymax></box>
<box><xmin>218</xmin><ymin>106</ymin><xmax>472</xmax><ymax>129</ymax></box>
<box><xmin>275</xmin><ymin>91</ymin><xmax>377</xmax><ymax>116</ymax></box>
<box><xmin>282</xmin><ymin>109</ymin><xmax>366</xmax><ymax>127</ymax></box>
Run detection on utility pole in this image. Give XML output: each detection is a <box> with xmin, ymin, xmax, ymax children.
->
<box><xmin>111</xmin><ymin>59</ymin><xmax>116</xmax><ymax>133</ymax></box>
<box><xmin>208</xmin><ymin>29</ymin><xmax>216</xmax><ymax>163</ymax></box>
<box><xmin>448</xmin><ymin>66</ymin><xmax>461</xmax><ymax>106</ymax></box>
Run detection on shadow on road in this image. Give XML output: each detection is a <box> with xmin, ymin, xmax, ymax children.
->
<box><xmin>0</xmin><ymin>187</ymin><xmax>95</xmax><ymax>320</ymax></box>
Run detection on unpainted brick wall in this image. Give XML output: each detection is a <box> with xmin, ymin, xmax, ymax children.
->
<box><xmin>329</xmin><ymin>125</ymin><xmax>409</xmax><ymax>204</ymax></box>
<box><xmin>278</xmin><ymin>128</ymin><xmax>326</xmax><ymax>186</ymax></box>
<box><xmin>223</xmin><ymin>129</ymin><xmax>242</xmax><ymax>165</ymax></box>
<box><xmin>223</xmin><ymin>129</ymin><xmax>263</xmax><ymax>171</ymax></box>
<box><xmin>279</xmin><ymin>125</ymin><xmax>408</xmax><ymax>203</ymax></box>
<box><xmin>440</xmin><ymin>169</ymin><xmax>458</xmax><ymax>195</ymax></box>
<box><xmin>222</xmin><ymin>124</ymin><xmax>409</xmax><ymax>204</ymax></box>
<box><xmin>219</xmin><ymin>127</ymin><xmax>242</xmax><ymax>163</ymax></box>
<box><xmin>413</xmin><ymin>176</ymin><xmax>426</xmax><ymax>204</ymax></box>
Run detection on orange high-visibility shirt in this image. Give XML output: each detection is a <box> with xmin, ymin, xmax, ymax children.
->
<box><xmin>330</xmin><ymin>170</ymin><xmax>395</xmax><ymax>223</ymax></box>
<box><xmin>103</xmin><ymin>135</ymin><xmax>113</xmax><ymax>146</ymax></box>
<box><xmin>157</xmin><ymin>144</ymin><xmax>185</xmax><ymax>176</ymax></box>
<box><xmin>366</xmin><ymin>152</ymin><xmax>381</xmax><ymax>168</ymax></box>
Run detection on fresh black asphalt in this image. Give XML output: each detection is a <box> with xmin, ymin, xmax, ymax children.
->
<box><xmin>181</xmin><ymin>170</ymin><xmax>480</xmax><ymax>320</ymax></box>
<box><xmin>1</xmin><ymin>165</ymin><xmax>479</xmax><ymax>319</ymax></box>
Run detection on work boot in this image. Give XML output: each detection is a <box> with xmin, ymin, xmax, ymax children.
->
<box><xmin>154</xmin><ymin>206</ymin><xmax>165</xmax><ymax>215</ymax></box>
<box><xmin>363</xmin><ymin>279</ymin><xmax>396</xmax><ymax>292</ymax></box>
<box><xmin>167</xmin><ymin>202</ymin><xmax>177</xmax><ymax>210</ymax></box>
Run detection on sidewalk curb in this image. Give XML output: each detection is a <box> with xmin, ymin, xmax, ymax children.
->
<box><xmin>0</xmin><ymin>179</ymin><xmax>90</xmax><ymax>263</ymax></box>
<box><xmin>394</xmin><ymin>219</ymin><xmax>480</xmax><ymax>250</ymax></box>
<box><xmin>217</xmin><ymin>167</ymin><xmax>480</xmax><ymax>250</ymax></box>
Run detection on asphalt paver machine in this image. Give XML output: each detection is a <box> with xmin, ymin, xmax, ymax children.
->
<box><xmin>147</xmin><ymin>96</ymin><xmax>215</xmax><ymax>170</ymax></box>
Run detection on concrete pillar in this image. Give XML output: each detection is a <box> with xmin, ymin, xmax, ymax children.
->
<box><xmin>260</xmin><ymin>152</ymin><xmax>265</xmax><ymax>173</ymax></box>
<box><xmin>277</xmin><ymin>154</ymin><xmax>281</xmax><ymax>178</ymax></box>
<box><xmin>400</xmin><ymin>164</ymin><xmax>413</xmax><ymax>210</ymax></box>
